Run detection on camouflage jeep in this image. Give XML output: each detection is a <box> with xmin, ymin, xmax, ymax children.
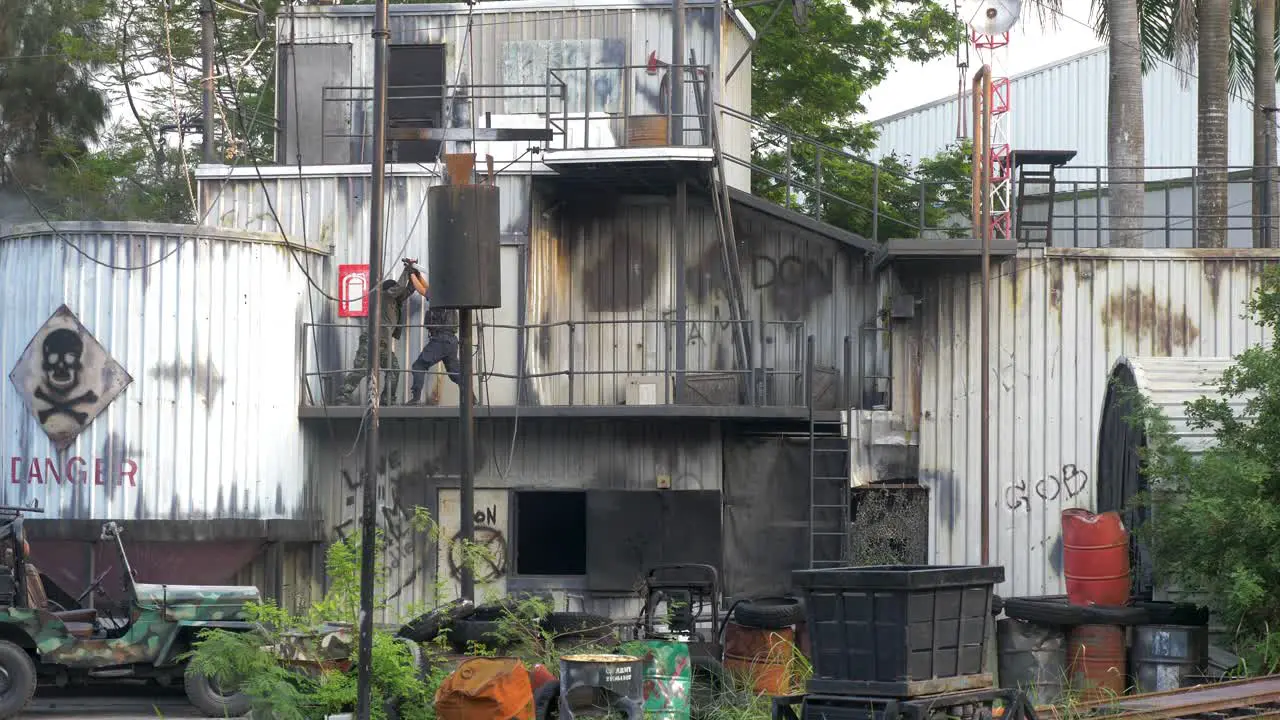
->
<box><xmin>0</xmin><ymin>513</ymin><xmax>258</xmax><ymax>719</ymax></box>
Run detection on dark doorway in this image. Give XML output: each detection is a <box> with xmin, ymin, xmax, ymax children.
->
<box><xmin>515</xmin><ymin>491</ymin><xmax>587</xmax><ymax>575</ymax></box>
<box><xmin>388</xmin><ymin>44</ymin><xmax>446</xmax><ymax>164</ymax></box>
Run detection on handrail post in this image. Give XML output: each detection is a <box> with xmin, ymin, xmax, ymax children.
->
<box><xmin>567</xmin><ymin>322</ymin><xmax>576</xmax><ymax>405</ymax></box>
<box><xmin>805</xmin><ymin>334</ymin><xmax>816</xmax><ymax>411</ymax></box>
<box><xmin>842</xmin><ymin>335</ymin><xmax>853</xmax><ymax>410</ymax></box>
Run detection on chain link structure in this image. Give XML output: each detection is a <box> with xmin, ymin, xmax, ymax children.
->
<box><xmin>971</xmin><ymin>29</ymin><xmax>1012</xmax><ymax>241</ymax></box>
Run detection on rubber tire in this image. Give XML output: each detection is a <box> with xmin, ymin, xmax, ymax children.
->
<box><xmin>991</xmin><ymin>594</ymin><xmax>1005</xmax><ymax>617</ymax></box>
<box><xmin>397</xmin><ymin>600</ymin><xmax>476</xmax><ymax>642</ymax></box>
<box><xmin>1001</xmin><ymin>596</ymin><xmax>1150</xmax><ymax>626</ymax></box>
<box><xmin>732</xmin><ymin>597</ymin><xmax>805</xmax><ymax>629</ymax></box>
<box><xmin>544</xmin><ymin>612</ymin><xmax>614</xmax><ymax>639</ymax></box>
<box><xmin>0</xmin><ymin>640</ymin><xmax>36</xmax><ymax>719</ymax></box>
<box><xmin>449</xmin><ymin>619</ymin><xmax>508</xmax><ymax>651</ymax></box>
<box><xmin>184</xmin><ymin>667</ymin><xmax>252</xmax><ymax>718</ymax></box>
<box><xmin>534</xmin><ymin>679</ymin><xmax>561</xmax><ymax>720</ymax></box>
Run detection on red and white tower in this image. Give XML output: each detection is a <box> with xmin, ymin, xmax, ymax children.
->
<box><xmin>964</xmin><ymin>0</ymin><xmax>1021</xmax><ymax>241</ymax></box>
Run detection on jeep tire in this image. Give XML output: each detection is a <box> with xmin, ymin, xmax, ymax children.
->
<box><xmin>0</xmin><ymin>640</ymin><xmax>35</xmax><ymax>719</ymax></box>
<box><xmin>185</xmin><ymin>666</ymin><xmax>252</xmax><ymax>718</ymax></box>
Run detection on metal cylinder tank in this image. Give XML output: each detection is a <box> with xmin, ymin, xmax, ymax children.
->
<box><xmin>1130</xmin><ymin>624</ymin><xmax>1209</xmax><ymax>693</ymax></box>
<box><xmin>996</xmin><ymin>618</ymin><xmax>1066</xmax><ymax>707</ymax></box>
<box><xmin>0</xmin><ymin>222</ymin><xmax>319</xmax><ymax>523</ymax></box>
<box><xmin>427</xmin><ymin>184</ymin><xmax>502</xmax><ymax>309</ymax></box>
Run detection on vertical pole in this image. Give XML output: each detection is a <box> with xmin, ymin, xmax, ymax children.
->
<box><xmin>459</xmin><ymin>309</ymin><xmax>476</xmax><ymax>602</ymax></box>
<box><xmin>674</xmin><ymin>179</ymin><xmax>688</xmax><ymax>401</ymax></box>
<box><xmin>200</xmin><ymin>0</ymin><xmax>215</xmax><ymax>164</ymax></box>
<box><xmin>976</xmin><ymin>66</ymin><xmax>993</xmax><ymax>568</ymax></box>
<box><xmin>1265</xmin><ymin>106</ymin><xmax>1276</xmax><ymax>247</ymax></box>
<box><xmin>355</xmin><ymin>0</ymin><xmax>390</xmax><ymax>716</ymax></box>
<box><xmin>671</xmin><ymin>0</ymin><xmax>686</xmax><ymax>145</ymax></box>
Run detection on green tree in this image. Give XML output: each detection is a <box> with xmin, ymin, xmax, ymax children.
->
<box><xmin>1132</xmin><ymin>266</ymin><xmax>1280</xmax><ymax>668</ymax></box>
<box><xmin>0</xmin><ymin>0</ymin><xmax>110</xmax><ymax>186</ymax></box>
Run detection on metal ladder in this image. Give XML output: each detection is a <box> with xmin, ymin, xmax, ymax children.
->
<box><xmin>705</xmin><ymin>90</ymin><xmax>752</xmax><ymax>374</ymax></box>
<box><xmin>806</xmin><ymin>336</ymin><xmax>850</xmax><ymax>568</ymax></box>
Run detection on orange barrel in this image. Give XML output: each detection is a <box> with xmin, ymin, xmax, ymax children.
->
<box><xmin>1068</xmin><ymin>625</ymin><xmax>1127</xmax><ymax>703</ymax></box>
<box><xmin>1062</xmin><ymin>509</ymin><xmax>1132</xmax><ymax>607</ymax></box>
<box><xmin>723</xmin><ymin>621</ymin><xmax>796</xmax><ymax>695</ymax></box>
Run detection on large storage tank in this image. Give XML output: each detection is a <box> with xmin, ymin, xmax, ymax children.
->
<box><xmin>1</xmin><ymin>222</ymin><xmax>325</xmax><ymax>593</ymax></box>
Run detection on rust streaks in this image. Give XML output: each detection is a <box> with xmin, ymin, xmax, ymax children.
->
<box><xmin>1100</xmin><ymin>287</ymin><xmax>1201</xmax><ymax>355</ymax></box>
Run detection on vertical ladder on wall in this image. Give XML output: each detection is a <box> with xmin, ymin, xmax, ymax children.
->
<box><xmin>807</xmin><ymin>336</ymin><xmax>850</xmax><ymax>568</ymax></box>
<box><xmin>704</xmin><ymin>84</ymin><xmax>752</xmax><ymax>375</ymax></box>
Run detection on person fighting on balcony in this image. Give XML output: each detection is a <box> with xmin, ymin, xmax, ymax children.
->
<box><xmin>334</xmin><ymin>259</ymin><xmax>415</xmax><ymax>405</ymax></box>
<box><xmin>406</xmin><ymin>263</ymin><xmax>477</xmax><ymax>405</ymax></box>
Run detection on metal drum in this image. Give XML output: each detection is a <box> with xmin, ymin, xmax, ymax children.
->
<box><xmin>560</xmin><ymin>653</ymin><xmax>645</xmax><ymax>720</ymax></box>
<box><xmin>1130</xmin><ymin>625</ymin><xmax>1209</xmax><ymax>693</ymax></box>
<box><xmin>996</xmin><ymin>618</ymin><xmax>1066</xmax><ymax>706</ymax></box>
<box><xmin>1068</xmin><ymin>625</ymin><xmax>1127</xmax><ymax>703</ymax></box>
<box><xmin>619</xmin><ymin>640</ymin><xmax>691</xmax><ymax>720</ymax></box>
<box><xmin>723</xmin><ymin>621</ymin><xmax>797</xmax><ymax>695</ymax></box>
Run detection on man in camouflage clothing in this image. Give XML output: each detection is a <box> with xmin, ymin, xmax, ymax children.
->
<box><xmin>408</xmin><ymin>279</ymin><xmax>475</xmax><ymax>405</ymax></box>
<box><xmin>335</xmin><ymin>260</ymin><xmax>415</xmax><ymax>405</ymax></box>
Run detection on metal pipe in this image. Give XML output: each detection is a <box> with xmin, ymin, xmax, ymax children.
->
<box><xmin>674</xmin><ymin>179</ymin><xmax>688</xmax><ymax>401</ymax></box>
<box><xmin>355</xmin><ymin>0</ymin><xmax>390</xmax><ymax>715</ymax></box>
<box><xmin>459</xmin><ymin>309</ymin><xmax>476</xmax><ymax>602</ymax></box>
<box><xmin>973</xmin><ymin>65</ymin><xmax>993</xmax><ymax>567</ymax></box>
<box><xmin>671</xmin><ymin>0</ymin><xmax>686</xmax><ymax>145</ymax></box>
<box><xmin>200</xmin><ymin>0</ymin><xmax>215</xmax><ymax>164</ymax></box>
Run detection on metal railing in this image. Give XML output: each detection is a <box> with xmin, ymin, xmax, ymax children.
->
<box><xmin>318</xmin><ymin>82</ymin><xmax>562</xmax><ymax>164</ymax></box>
<box><xmin>1013</xmin><ymin>164</ymin><xmax>1280</xmax><ymax>248</ymax></box>
<box><xmin>300</xmin><ymin>318</ymin><xmax>862</xmax><ymax>410</ymax></box>
<box><xmin>715</xmin><ymin>104</ymin><xmax>969</xmax><ymax>243</ymax></box>
<box><xmin>545</xmin><ymin>64</ymin><xmax>711</xmax><ymax>151</ymax></box>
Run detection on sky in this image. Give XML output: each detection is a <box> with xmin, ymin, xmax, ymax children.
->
<box><xmin>860</xmin><ymin>3</ymin><xmax>1104</xmax><ymax>122</ymax></box>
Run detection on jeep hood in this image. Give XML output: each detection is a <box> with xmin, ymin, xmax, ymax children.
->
<box><xmin>134</xmin><ymin>582</ymin><xmax>262</xmax><ymax>607</ymax></box>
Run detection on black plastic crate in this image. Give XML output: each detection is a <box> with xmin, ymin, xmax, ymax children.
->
<box><xmin>793</xmin><ymin>565</ymin><xmax>1005</xmax><ymax>697</ymax></box>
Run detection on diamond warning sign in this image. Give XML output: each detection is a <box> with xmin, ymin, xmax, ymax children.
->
<box><xmin>8</xmin><ymin>305</ymin><xmax>133</xmax><ymax>450</ymax></box>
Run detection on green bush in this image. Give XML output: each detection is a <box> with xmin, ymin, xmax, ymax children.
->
<box><xmin>1129</xmin><ymin>266</ymin><xmax>1280</xmax><ymax>671</ymax></box>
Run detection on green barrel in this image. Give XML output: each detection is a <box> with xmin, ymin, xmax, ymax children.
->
<box><xmin>620</xmin><ymin>640</ymin><xmax>691</xmax><ymax>720</ymax></box>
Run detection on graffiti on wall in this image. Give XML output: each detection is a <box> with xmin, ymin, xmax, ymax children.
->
<box><xmin>437</xmin><ymin>489</ymin><xmax>509</xmax><ymax>599</ymax></box>
<box><xmin>335</xmin><ymin>454</ymin><xmax>422</xmax><ymax>602</ymax></box>
<box><xmin>9</xmin><ymin>457</ymin><xmax>138</xmax><ymax>486</ymax></box>
<box><xmin>1004</xmin><ymin>464</ymin><xmax>1090</xmax><ymax>513</ymax></box>
<box><xmin>501</xmin><ymin>39</ymin><xmax>625</xmax><ymax>115</ymax></box>
<box><xmin>8</xmin><ymin>305</ymin><xmax>133</xmax><ymax>450</ymax></box>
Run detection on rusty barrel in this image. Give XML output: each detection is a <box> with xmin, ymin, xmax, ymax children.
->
<box><xmin>723</xmin><ymin>621</ymin><xmax>796</xmax><ymax>695</ymax></box>
<box><xmin>1062</xmin><ymin>508</ymin><xmax>1131</xmax><ymax>607</ymax></box>
<box><xmin>1068</xmin><ymin>625</ymin><xmax>1127</xmax><ymax>703</ymax></box>
<box><xmin>560</xmin><ymin>653</ymin><xmax>644</xmax><ymax>720</ymax></box>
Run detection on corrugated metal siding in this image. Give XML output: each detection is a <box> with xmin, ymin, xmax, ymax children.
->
<box><xmin>200</xmin><ymin>168</ymin><xmax>526</xmax><ymax>405</ymax></box>
<box><xmin>873</xmin><ymin>47</ymin><xmax>1271</xmax><ymax>181</ymax></box>
<box><xmin>307</xmin><ymin>417</ymin><xmax>722</xmax><ymax>621</ymax></box>
<box><xmin>912</xmin><ymin>247</ymin><xmax>1279</xmax><ymax>597</ymax></box>
<box><xmin>720</xmin><ymin>13</ymin><xmax>752</xmax><ymax>190</ymax></box>
<box><xmin>1119</xmin><ymin>356</ymin><xmax>1242</xmax><ymax>453</ymax></box>
<box><xmin>0</xmin><ymin>222</ymin><xmax>321</xmax><ymax>520</ymax></box>
<box><xmin>525</xmin><ymin>191</ymin><xmax>869</xmax><ymax>406</ymax></box>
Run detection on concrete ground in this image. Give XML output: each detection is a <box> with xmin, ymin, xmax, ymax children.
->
<box><xmin>22</xmin><ymin>685</ymin><xmax>210</xmax><ymax>719</ymax></box>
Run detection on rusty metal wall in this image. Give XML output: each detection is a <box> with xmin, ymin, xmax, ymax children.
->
<box><xmin>305</xmin><ymin>417</ymin><xmax>722</xmax><ymax>621</ymax></box>
<box><xmin>527</xmin><ymin>190</ymin><xmax>869</xmax><ymax>405</ymax></box>
<box><xmin>910</xmin><ymin>247</ymin><xmax>1280</xmax><ymax>597</ymax></box>
<box><xmin>0</xmin><ymin>221</ymin><xmax>324</xmax><ymax>520</ymax></box>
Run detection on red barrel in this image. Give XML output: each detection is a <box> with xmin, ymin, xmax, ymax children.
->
<box><xmin>1062</xmin><ymin>509</ymin><xmax>1131</xmax><ymax>607</ymax></box>
<box><xmin>1068</xmin><ymin>625</ymin><xmax>1127</xmax><ymax>703</ymax></box>
<box><xmin>723</xmin><ymin>621</ymin><xmax>797</xmax><ymax>695</ymax></box>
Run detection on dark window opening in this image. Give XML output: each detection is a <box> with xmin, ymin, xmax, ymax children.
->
<box><xmin>516</xmin><ymin>491</ymin><xmax>587</xmax><ymax>575</ymax></box>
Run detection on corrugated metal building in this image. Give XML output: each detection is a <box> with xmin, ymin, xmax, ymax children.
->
<box><xmin>883</xmin><ymin>248</ymin><xmax>1278</xmax><ymax>596</ymax></box>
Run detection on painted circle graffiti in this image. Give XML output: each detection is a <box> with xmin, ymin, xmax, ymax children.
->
<box><xmin>447</xmin><ymin>525</ymin><xmax>507</xmax><ymax>582</ymax></box>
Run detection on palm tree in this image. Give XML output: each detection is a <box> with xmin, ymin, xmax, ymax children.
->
<box><xmin>1106</xmin><ymin>0</ymin><xmax>1147</xmax><ymax>248</ymax></box>
<box><xmin>1253</xmin><ymin>0</ymin><xmax>1279</xmax><ymax>248</ymax></box>
<box><xmin>1197</xmin><ymin>0</ymin><xmax>1232</xmax><ymax>248</ymax></box>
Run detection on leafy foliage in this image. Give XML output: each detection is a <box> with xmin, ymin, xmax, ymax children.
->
<box><xmin>1128</xmin><ymin>265</ymin><xmax>1280</xmax><ymax>670</ymax></box>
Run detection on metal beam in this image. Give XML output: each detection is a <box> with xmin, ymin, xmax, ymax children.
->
<box><xmin>388</xmin><ymin>127</ymin><xmax>553</xmax><ymax>142</ymax></box>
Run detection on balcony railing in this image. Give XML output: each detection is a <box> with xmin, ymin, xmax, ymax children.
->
<box><xmin>300</xmin><ymin>318</ymin><xmax>874</xmax><ymax>412</ymax></box>
<box><xmin>545</xmin><ymin>64</ymin><xmax>711</xmax><ymax>151</ymax></box>
<box><xmin>1007</xmin><ymin>165</ymin><xmax>1280</xmax><ymax>248</ymax></box>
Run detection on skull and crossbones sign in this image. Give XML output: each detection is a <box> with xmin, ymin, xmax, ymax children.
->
<box><xmin>34</xmin><ymin>328</ymin><xmax>98</xmax><ymax>425</ymax></box>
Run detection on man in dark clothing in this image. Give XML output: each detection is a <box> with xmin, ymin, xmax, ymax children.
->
<box><xmin>408</xmin><ymin>279</ymin><xmax>475</xmax><ymax>405</ymax></box>
<box><xmin>335</xmin><ymin>261</ymin><xmax>415</xmax><ymax>405</ymax></box>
